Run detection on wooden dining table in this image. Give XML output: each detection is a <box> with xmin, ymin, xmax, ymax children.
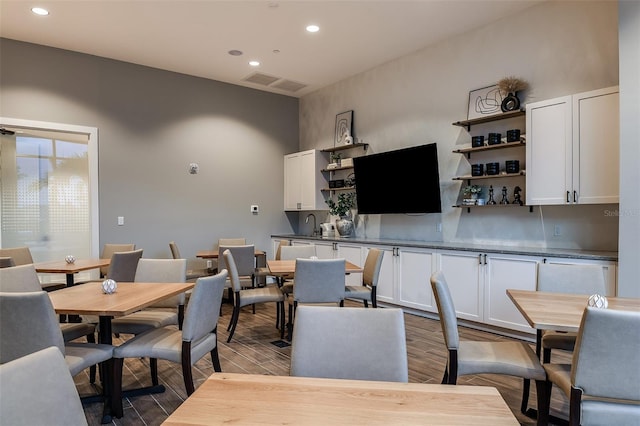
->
<box><xmin>35</xmin><ymin>258</ymin><xmax>111</xmax><ymax>287</ymax></box>
<box><xmin>507</xmin><ymin>289</ymin><xmax>640</xmax><ymax>333</ymax></box>
<box><xmin>162</xmin><ymin>372</ymin><xmax>518</xmax><ymax>425</ymax></box>
<box><xmin>49</xmin><ymin>280</ymin><xmax>195</xmax><ymax>422</ymax></box>
<box><xmin>267</xmin><ymin>259</ymin><xmax>364</xmax><ymax>277</ymax></box>
<box><xmin>196</xmin><ymin>248</ymin><xmax>265</xmax><ymax>259</ymax></box>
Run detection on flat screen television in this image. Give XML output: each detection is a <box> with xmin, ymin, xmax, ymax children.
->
<box><xmin>353</xmin><ymin>143</ymin><xmax>442</xmax><ymax>214</ymax></box>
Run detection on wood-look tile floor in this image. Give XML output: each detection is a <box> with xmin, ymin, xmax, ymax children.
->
<box><xmin>77</xmin><ymin>300</ymin><xmax>571</xmax><ymax>425</ymax></box>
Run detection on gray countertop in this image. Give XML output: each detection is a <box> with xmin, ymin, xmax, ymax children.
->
<box><xmin>270</xmin><ymin>234</ymin><xmax>618</xmax><ymax>262</ymax></box>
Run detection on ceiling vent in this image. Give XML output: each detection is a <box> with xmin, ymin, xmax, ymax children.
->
<box><xmin>272</xmin><ymin>79</ymin><xmax>307</xmax><ymax>93</ymax></box>
<box><xmin>243</xmin><ymin>72</ymin><xmax>280</xmax><ymax>86</ymax></box>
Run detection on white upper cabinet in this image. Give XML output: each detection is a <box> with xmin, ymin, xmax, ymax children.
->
<box><xmin>284</xmin><ymin>149</ymin><xmax>328</xmax><ymax>211</ymax></box>
<box><xmin>526</xmin><ymin>86</ymin><xmax>619</xmax><ymax>205</ymax></box>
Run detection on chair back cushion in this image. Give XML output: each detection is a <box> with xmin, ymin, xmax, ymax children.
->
<box><xmin>0</xmin><ymin>264</ymin><xmax>42</xmax><ymax>292</ymax></box>
<box><xmin>280</xmin><ymin>244</ymin><xmax>316</xmax><ymax>260</ymax></box>
<box><xmin>294</xmin><ymin>258</ymin><xmax>345</xmax><ymax>303</ymax></box>
<box><xmin>572</xmin><ymin>307</ymin><xmax>640</xmax><ymax>401</ymax></box>
<box><xmin>0</xmin><ymin>247</ymin><xmax>34</xmax><ymax>266</ymax></box>
<box><xmin>222</xmin><ymin>249</ymin><xmax>242</xmax><ymax>292</ymax></box>
<box><xmin>275</xmin><ymin>240</ymin><xmax>290</xmax><ymax>260</ymax></box>
<box><xmin>169</xmin><ymin>241</ymin><xmax>181</xmax><ymax>259</ymax></box>
<box><xmin>537</xmin><ymin>263</ymin><xmax>607</xmax><ymax>295</ymax></box>
<box><xmin>218</xmin><ymin>238</ymin><xmax>246</xmax><ymax>246</ymax></box>
<box><xmin>181</xmin><ymin>271</ymin><xmax>226</xmax><ymax>343</ymax></box>
<box><xmin>0</xmin><ymin>346</ymin><xmax>88</xmax><ymax>426</ymax></box>
<box><xmin>290</xmin><ymin>306</ymin><xmax>408</xmax><ymax>382</ymax></box>
<box><xmin>363</xmin><ymin>248</ymin><xmax>384</xmax><ymax>288</ymax></box>
<box><xmin>135</xmin><ymin>258</ymin><xmax>187</xmax><ymax>307</ymax></box>
<box><xmin>107</xmin><ymin>249</ymin><xmax>143</xmax><ymax>282</ymax></box>
<box><xmin>218</xmin><ymin>245</ymin><xmax>255</xmax><ymax>278</ymax></box>
<box><xmin>430</xmin><ymin>271</ymin><xmax>460</xmax><ymax>350</ymax></box>
<box><xmin>100</xmin><ymin>243</ymin><xmax>136</xmax><ymax>276</ymax></box>
<box><xmin>0</xmin><ymin>291</ymin><xmax>65</xmax><ymax>363</ymax></box>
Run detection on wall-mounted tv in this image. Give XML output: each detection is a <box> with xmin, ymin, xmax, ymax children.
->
<box><xmin>353</xmin><ymin>143</ymin><xmax>442</xmax><ymax>214</ymax></box>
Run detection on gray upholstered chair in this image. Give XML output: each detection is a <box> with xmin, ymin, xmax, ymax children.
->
<box><xmin>430</xmin><ymin>271</ymin><xmax>547</xmax><ymax>424</ymax></box>
<box><xmin>345</xmin><ymin>248</ymin><xmax>384</xmax><ymax>308</ymax></box>
<box><xmin>223</xmin><ymin>249</ymin><xmax>285</xmax><ymax>342</ymax></box>
<box><xmin>278</xmin><ymin>244</ymin><xmax>317</xmax><ymax>296</ymax></box>
<box><xmin>0</xmin><ymin>346</ymin><xmax>89</xmax><ymax>426</ymax></box>
<box><xmin>254</xmin><ymin>239</ymin><xmax>289</xmax><ymax>283</ymax></box>
<box><xmin>0</xmin><ymin>246</ymin><xmax>65</xmax><ymax>291</ymax></box>
<box><xmin>112</xmin><ymin>271</ymin><xmax>227</xmax><ymax>418</ymax></box>
<box><xmin>99</xmin><ymin>243</ymin><xmax>136</xmax><ymax>277</ymax></box>
<box><xmin>539</xmin><ymin>307</ymin><xmax>640</xmax><ymax>426</ymax></box>
<box><xmin>290</xmin><ymin>305</ymin><xmax>408</xmax><ymax>382</ymax></box>
<box><xmin>169</xmin><ymin>241</ymin><xmax>210</xmax><ymax>281</ymax></box>
<box><xmin>110</xmin><ymin>258</ymin><xmax>187</xmax><ymax>385</ymax></box>
<box><xmin>0</xmin><ymin>264</ymin><xmax>97</xmax><ymax>343</ymax></box>
<box><xmin>287</xmin><ymin>258</ymin><xmax>345</xmax><ymax>339</ymax></box>
<box><xmin>537</xmin><ymin>263</ymin><xmax>607</xmax><ymax>362</ymax></box>
<box><xmin>520</xmin><ymin>263</ymin><xmax>608</xmax><ymax>415</ymax></box>
<box><xmin>105</xmin><ymin>248</ymin><xmax>143</xmax><ymax>282</ymax></box>
<box><xmin>0</xmin><ymin>291</ymin><xmax>114</xmax><ymax>403</ymax></box>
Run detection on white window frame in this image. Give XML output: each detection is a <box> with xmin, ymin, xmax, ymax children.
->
<box><xmin>0</xmin><ymin>117</ymin><xmax>99</xmax><ymax>257</ymax></box>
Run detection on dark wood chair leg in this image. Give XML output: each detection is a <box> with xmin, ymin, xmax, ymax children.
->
<box><xmin>226</xmin><ymin>305</ymin><xmax>240</xmax><ymax>343</ymax></box>
<box><xmin>181</xmin><ymin>341</ymin><xmax>195</xmax><ymax>396</ymax></box>
<box><xmin>371</xmin><ymin>287</ymin><xmax>377</xmax><ymax>308</ymax></box>
<box><xmin>521</xmin><ymin>378</ymin><xmax>531</xmax><ymax>414</ymax></box>
<box><xmin>569</xmin><ymin>387</ymin><xmax>582</xmax><ymax>426</ymax></box>
<box><xmin>363</xmin><ymin>300</ymin><xmax>369</xmax><ymax>308</ymax></box>
<box><xmin>447</xmin><ymin>350</ymin><xmax>458</xmax><ymax>385</ymax></box>
<box><xmin>87</xmin><ymin>332</ymin><xmax>97</xmax><ymax>384</ymax></box>
<box><xmin>210</xmin><ymin>346</ymin><xmax>222</xmax><ymax>372</ymax></box>
<box><xmin>279</xmin><ymin>302</ymin><xmax>286</xmax><ymax>339</ymax></box>
<box><xmin>150</xmin><ymin>358</ymin><xmax>158</xmax><ymax>386</ymax></box>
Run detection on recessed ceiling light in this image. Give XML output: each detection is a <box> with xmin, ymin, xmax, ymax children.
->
<box><xmin>249</xmin><ymin>61</ymin><xmax>260</xmax><ymax>67</ymax></box>
<box><xmin>306</xmin><ymin>25</ymin><xmax>320</xmax><ymax>33</ymax></box>
<box><xmin>228</xmin><ymin>50</ymin><xmax>243</xmax><ymax>56</ymax></box>
<box><xmin>31</xmin><ymin>7</ymin><xmax>49</xmax><ymax>16</ymax></box>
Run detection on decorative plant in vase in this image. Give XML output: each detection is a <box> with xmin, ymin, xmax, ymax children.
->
<box><xmin>326</xmin><ymin>192</ymin><xmax>356</xmax><ymax>237</ymax></box>
<box><xmin>497</xmin><ymin>76</ymin><xmax>529</xmax><ymax>112</ymax></box>
<box><xmin>462</xmin><ymin>185</ymin><xmax>482</xmax><ymax>205</ymax></box>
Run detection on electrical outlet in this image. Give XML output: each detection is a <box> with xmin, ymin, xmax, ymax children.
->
<box><xmin>436</xmin><ymin>223</ymin><xmax>442</xmax><ymax>233</ymax></box>
<box><xmin>553</xmin><ymin>225</ymin><xmax>561</xmax><ymax>236</ymax></box>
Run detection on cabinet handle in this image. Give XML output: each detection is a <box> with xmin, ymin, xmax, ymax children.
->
<box><xmin>483</xmin><ymin>254</ymin><xmax>487</xmax><ymax>265</ymax></box>
<box><xmin>566</xmin><ymin>191</ymin><xmax>570</xmax><ymax>203</ymax></box>
<box><xmin>573</xmin><ymin>190</ymin><xmax>577</xmax><ymax>203</ymax></box>
<box><xmin>297</xmin><ymin>202</ymin><xmax>301</xmax><ymax>210</ymax></box>
<box><xmin>478</xmin><ymin>254</ymin><xmax>482</xmax><ymax>265</ymax></box>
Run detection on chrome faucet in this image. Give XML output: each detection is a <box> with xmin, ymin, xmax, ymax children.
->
<box><xmin>305</xmin><ymin>213</ymin><xmax>318</xmax><ymax>236</ymax></box>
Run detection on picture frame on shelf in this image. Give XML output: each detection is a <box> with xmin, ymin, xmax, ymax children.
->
<box><xmin>467</xmin><ymin>84</ymin><xmax>504</xmax><ymax>120</ymax></box>
<box><xmin>335</xmin><ymin>110</ymin><xmax>354</xmax><ymax>146</ymax></box>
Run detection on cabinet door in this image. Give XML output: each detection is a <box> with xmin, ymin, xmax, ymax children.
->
<box><xmin>397</xmin><ymin>247</ymin><xmax>436</xmax><ymax>312</ymax></box>
<box><xmin>284</xmin><ymin>153</ymin><xmax>301</xmax><ymax>210</ymax></box>
<box><xmin>299</xmin><ymin>150</ymin><xmax>319</xmax><ymax>210</ymax></box>
<box><xmin>526</xmin><ymin>95</ymin><xmax>572</xmax><ymax>205</ymax></box>
<box><xmin>336</xmin><ymin>243</ymin><xmax>363</xmax><ymax>286</ymax></box>
<box><xmin>573</xmin><ymin>87</ymin><xmax>619</xmax><ymax>204</ymax></box>
<box><xmin>437</xmin><ymin>251</ymin><xmax>483</xmax><ymax>322</ymax></box>
<box><xmin>375</xmin><ymin>247</ymin><xmax>396</xmax><ymax>304</ymax></box>
<box><xmin>314</xmin><ymin>241</ymin><xmax>336</xmax><ymax>259</ymax></box>
<box><xmin>484</xmin><ymin>254</ymin><xmax>540</xmax><ymax>333</ymax></box>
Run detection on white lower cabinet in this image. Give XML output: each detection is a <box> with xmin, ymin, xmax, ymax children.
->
<box><xmin>437</xmin><ymin>250</ymin><xmax>541</xmax><ymax>333</ymax></box>
<box><xmin>289</xmin><ymin>239</ymin><xmax>362</xmax><ymax>286</ymax></box>
<box><xmin>374</xmin><ymin>246</ymin><xmax>436</xmax><ymax>312</ymax></box>
<box><xmin>437</xmin><ymin>250</ymin><xmax>484</xmax><ymax>322</ymax></box>
<box><xmin>541</xmin><ymin>257</ymin><xmax>617</xmax><ymax>296</ymax></box>
<box><xmin>484</xmin><ymin>253</ymin><xmax>541</xmax><ymax>333</ymax></box>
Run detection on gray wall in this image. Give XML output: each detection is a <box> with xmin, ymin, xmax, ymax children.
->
<box><xmin>0</xmin><ymin>39</ymin><xmax>299</xmax><ymax>259</ymax></box>
<box><xmin>299</xmin><ymin>1</ymin><xmax>620</xmax><ymax>252</ymax></box>
<box><xmin>618</xmin><ymin>0</ymin><xmax>640</xmax><ymax>297</ymax></box>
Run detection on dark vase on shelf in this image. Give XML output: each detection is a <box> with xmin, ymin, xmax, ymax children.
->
<box><xmin>501</xmin><ymin>92</ymin><xmax>520</xmax><ymax>112</ymax></box>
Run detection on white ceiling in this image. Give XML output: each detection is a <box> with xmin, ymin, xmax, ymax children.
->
<box><xmin>0</xmin><ymin>0</ymin><xmax>544</xmax><ymax>98</ymax></box>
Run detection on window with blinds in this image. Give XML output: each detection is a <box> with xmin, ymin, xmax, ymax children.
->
<box><xmin>1</xmin><ymin>125</ymin><xmax>96</xmax><ymax>282</ymax></box>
